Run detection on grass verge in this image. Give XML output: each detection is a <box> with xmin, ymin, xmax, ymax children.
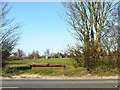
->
<box><xmin>2</xmin><ymin>59</ymin><xmax>119</xmax><ymax>77</ymax></box>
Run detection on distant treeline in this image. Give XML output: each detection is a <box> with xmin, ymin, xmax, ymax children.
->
<box><xmin>8</xmin><ymin>49</ymin><xmax>72</xmax><ymax>60</ymax></box>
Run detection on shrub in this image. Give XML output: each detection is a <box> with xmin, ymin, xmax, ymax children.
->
<box><xmin>64</xmin><ymin>67</ymin><xmax>87</xmax><ymax>76</ymax></box>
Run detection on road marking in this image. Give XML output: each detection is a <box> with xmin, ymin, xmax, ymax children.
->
<box><xmin>113</xmin><ymin>85</ymin><xmax>119</xmax><ymax>88</ymax></box>
<box><xmin>1</xmin><ymin>87</ymin><xmax>18</xmax><ymax>88</ymax></box>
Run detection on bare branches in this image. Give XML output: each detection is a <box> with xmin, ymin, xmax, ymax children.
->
<box><xmin>62</xmin><ymin>1</ymin><xmax>118</xmax><ymax>70</ymax></box>
<box><xmin>0</xmin><ymin>2</ymin><xmax>21</xmax><ymax>67</ymax></box>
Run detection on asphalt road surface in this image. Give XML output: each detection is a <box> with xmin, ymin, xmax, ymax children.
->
<box><xmin>2</xmin><ymin>79</ymin><xmax>119</xmax><ymax>89</ymax></box>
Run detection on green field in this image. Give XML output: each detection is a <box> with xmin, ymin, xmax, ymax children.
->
<box><xmin>2</xmin><ymin>58</ymin><xmax>119</xmax><ymax>76</ymax></box>
<box><xmin>8</xmin><ymin>58</ymin><xmax>74</xmax><ymax>68</ymax></box>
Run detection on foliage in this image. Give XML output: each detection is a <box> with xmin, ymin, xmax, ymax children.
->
<box><xmin>3</xmin><ymin>68</ymin><xmax>57</xmax><ymax>75</ymax></box>
<box><xmin>51</xmin><ymin>52</ymin><xmax>66</xmax><ymax>58</ymax></box>
<box><xmin>93</xmin><ymin>66</ymin><xmax>118</xmax><ymax>76</ymax></box>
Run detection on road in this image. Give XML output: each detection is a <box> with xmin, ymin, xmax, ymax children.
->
<box><xmin>2</xmin><ymin>79</ymin><xmax>119</xmax><ymax>89</ymax></box>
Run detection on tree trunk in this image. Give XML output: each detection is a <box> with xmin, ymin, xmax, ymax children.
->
<box><xmin>96</xmin><ymin>32</ymin><xmax>101</xmax><ymax>66</ymax></box>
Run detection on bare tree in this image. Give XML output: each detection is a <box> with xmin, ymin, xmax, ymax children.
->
<box><xmin>64</xmin><ymin>44</ymin><xmax>84</xmax><ymax>67</ymax></box>
<box><xmin>62</xmin><ymin>1</ymin><xmax>118</xmax><ymax>70</ymax></box>
<box><xmin>44</xmin><ymin>49</ymin><xmax>50</xmax><ymax>59</ymax></box>
<box><xmin>28</xmin><ymin>50</ymin><xmax>39</xmax><ymax>59</ymax></box>
<box><xmin>100</xmin><ymin>2</ymin><xmax>119</xmax><ymax>68</ymax></box>
<box><xmin>14</xmin><ymin>49</ymin><xmax>25</xmax><ymax>60</ymax></box>
<box><xmin>0</xmin><ymin>2</ymin><xmax>21</xmax><ymax>67</ymax></box>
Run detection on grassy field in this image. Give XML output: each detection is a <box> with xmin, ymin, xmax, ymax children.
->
<box><xmin>2</xmin><ymin>58</ymin><xmax>119</xmax><ymax>77</ymax></box>
<box><xmin>7</xmin><ymin>58</ymin><xmax>74</xmax><ymax>68</ymax></box>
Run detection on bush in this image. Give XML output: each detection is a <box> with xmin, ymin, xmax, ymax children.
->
<box><xmin>64</xmin><ymin>67</ymin><xmax>87</xmax><ymax>76</ymax></box>
<box><xmin>3</xmin><ymin>68</ymin><xmax>21</xmax><ymax>75</ymax></box>
<box><xmin>94</xmin><ymin>65</ymin><xmax>113</xmax><ymax>72</ymax></box>
<box><xmin>2</xmin><ymin>65</ymin><xmax>31</xmax><ymax>75</ymax></box>
<box><xmin>93</xmin><ymin>65</ymin><xmax>118</xmax><ymax>76</ymax></box>
<box><xmin>2</xmin><ymin>67</ymin><xmax>58</xmax><ymax>76</ymax></box>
